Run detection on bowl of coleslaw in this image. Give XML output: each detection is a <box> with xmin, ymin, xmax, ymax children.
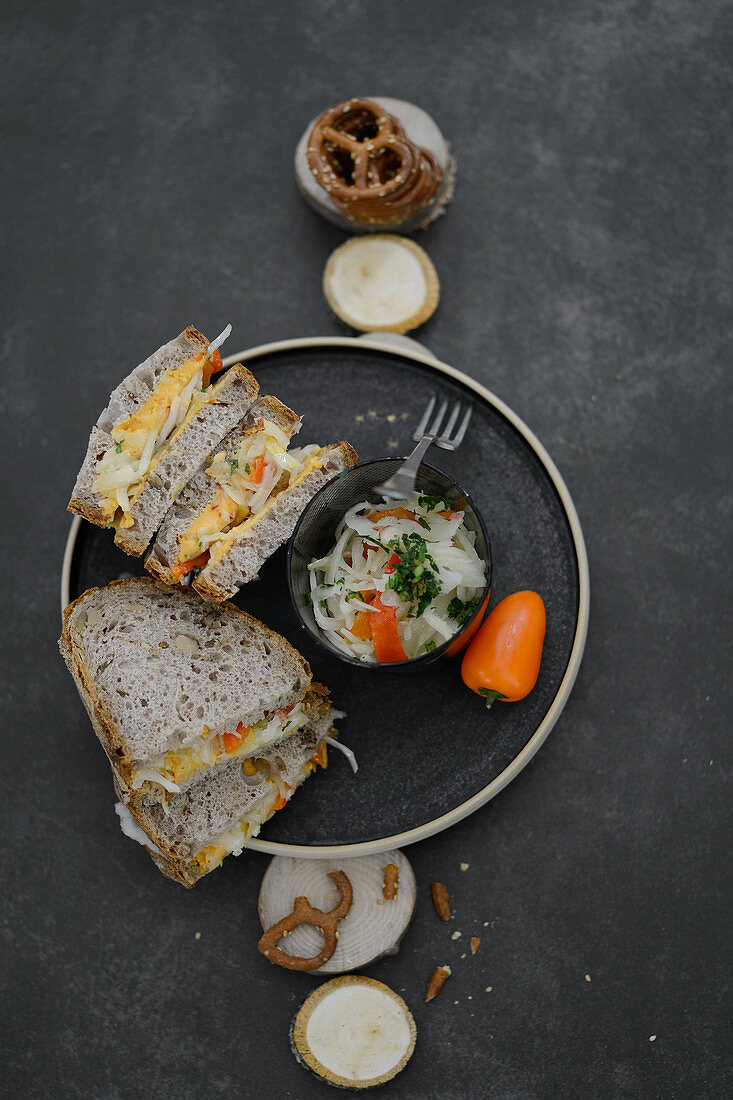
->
<box><xmin>287</xmin><ymin>459</ymin><xmax>492</xmax><ymax>669</ymax></box>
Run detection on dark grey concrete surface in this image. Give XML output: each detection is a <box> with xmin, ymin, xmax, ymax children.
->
<box><xmin>2</xmin><ymin>1</ymin><xmax>731</xmax><ymax>1097</ymax></box>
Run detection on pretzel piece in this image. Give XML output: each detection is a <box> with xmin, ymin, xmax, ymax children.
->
<box><xmin>257</xmin><ymin>870</ymin><xmax>353</xmax><ymax>971</ymax></box>
<box><xmin>307</xmin><ymin>97</ymin><xmax>442</xmax><ymax>226</ymax></box>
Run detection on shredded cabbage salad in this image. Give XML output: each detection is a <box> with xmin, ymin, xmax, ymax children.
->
<box><xmin>308</xmin><ymin>495</ymin><xmax>487</xmax><ymax>662</ymax></box>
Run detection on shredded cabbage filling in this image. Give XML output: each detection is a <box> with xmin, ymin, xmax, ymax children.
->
<box><xmin>130</xmin><ymin>698</ymin><xmax>309</xmax><ymax>800</ymax></box>
<box><xmin>177</xmin><ymin>419</ymin><xmax>319</xmax><ymax>564</ymax></box>
<box><xmin>93</xmin><ymin>357</ymin><xmax>212</xmax><ymax>525</ymax></box>
<box><xmin>307</xmin><ymin>496</ymin><xmax>487</xmax><ymax>662</ymax></box>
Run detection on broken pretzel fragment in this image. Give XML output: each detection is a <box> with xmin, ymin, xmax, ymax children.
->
<box><xmin>431</xmin><ymin>881</ymin><xmax>451</xmax><ymax>921</ymax></box>
<box><xmin>425</xmin><ymin>965</ymin><xmax>452</xmax><ymax>1003</ymax></box>
<box><xmin>383</xmin><ymin>863</ymin><xmax>399</xmax><ymax>901</ymax></box>
<box><xmin>258</xmin><ymin>870</ymin><xmax>353</xmax><ymax>971</ymax></box>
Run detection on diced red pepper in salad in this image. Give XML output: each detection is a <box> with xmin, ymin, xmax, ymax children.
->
<box><xmin>369</xmin><ymin>507</ymin><xmax>416</xmax><ymax>522</ymax></box>
<box><xmin>369</xmin><ymin>594</ymin><xmax>408</xmax><ymax>663</ymax></box>
<box><xmin>382</xmin><ymin>552</ymin><xmax>400</xmax><ymax>575</ymax></box>
<box><xmin>350</xmin><ymin>611</ymin><xmax>373</xmax><ymax>640</ymax></box>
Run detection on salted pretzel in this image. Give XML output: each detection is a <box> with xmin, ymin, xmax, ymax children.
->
<box><xmin>257</xmin><ymin>870</ymin><xmax>353</xmax><ymax>971</ymax></box>
<box><xmin>307</xmin><ymin>98</ymin><xmax>442</xmax><ymax>226</ymax></box>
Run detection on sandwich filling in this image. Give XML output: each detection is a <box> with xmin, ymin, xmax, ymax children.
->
<box><xmin>193</xmin><ymin>747</ymin><xmax>325</xmax><ymax>874</ymax></box>
<box><xmin>172</xmin><ymin>419</ymin><xmax>322</xmax><ymax>578</ymax></box>
<box><xmin>93</xmin><ymin>349</ymin><xmax>223</xmax><ymax>527</ymax></box>
<box><xmin>129</xmin><ymin>692</ymin><xmax>312</xmax><ymax>799</ymax></box>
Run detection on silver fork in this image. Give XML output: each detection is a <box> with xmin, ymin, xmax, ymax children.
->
<box><xmin>374</xmin><ymin>396</ymin><xmax>473</xmax><ymax>501</ymax></box>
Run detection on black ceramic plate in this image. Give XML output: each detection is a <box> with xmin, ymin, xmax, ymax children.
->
<box><xmin>62</xmin><ymin>336</ymin><xmax>589</xmax><ymax>855</ymax></box>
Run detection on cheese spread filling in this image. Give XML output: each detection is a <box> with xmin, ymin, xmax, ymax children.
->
<box><xmin>176</xmin><ymin>420</ymin><xmax>321</xmax><ymax>566</ymax></box>
<box><xmin>194</xmin><ymin>758</ymin><xmax>319</xmax><ymax>873</ymax></box>
<box><xmin>93</xmin><ymin>353</ymin><xmax>213</xmax><ymax>526</ymax></box>
<box><xmin>130</xmin><ymin>697</ymin><xmax>310</xmax><ymax>798</ymax></box>
<box><xmin>206</xmin><ymin>452</ymin><xmax>326</xmax><ymax>570</ymax></box>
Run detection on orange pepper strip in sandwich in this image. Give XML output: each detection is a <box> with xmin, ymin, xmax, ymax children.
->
<box><xmin>251</xmin><ymin>455</ymin><xmax>265</xmax><ymax>484</ymax></box>
<box><xmin>370</xmin><ymin>594</ymin><xmax>408</xmax><ymax>663</ymax></box>
<box><xmin>201</xmin><ymin>348</ymin><xmax>223</xmax><ymax>389</ymax></box>
<box><xmin>222</xmin><ymin>731</ymin><xmax>243</xmax><ymax>754</ymax></box>
<box><xmin>310</xmin><ymin>741</ymin><xmax>329</xmax><ymax>768</ymax></box>
<box><xmin>171</xmin><ymin>551</ymin><xmax>210</xmax><ymax>581</ymax></box>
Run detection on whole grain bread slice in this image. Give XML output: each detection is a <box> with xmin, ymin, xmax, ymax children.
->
<box><xmin>193</xmin><ymin>441</ymin><xmax>359</xmax><ymax>602</ymax></box>
<box><xmin>117</xmin><ymin>718</ymin><xmax>332</xmax><ymax>886</ymax></box>
<box><xmin>59</xmin><ymin>578</ymin><xmax>312</xmax><ymax>785</ymax></box>
<box><xmin>114</xmin><ymin>362</ymin><xmax>259</xmax><ymax>555</ymax></box>
<box><xmin>69</xmin><ymin>325</ymin><xmax>212</xmax><ymax>524</ymax></box>
<box><xmin>145</xmin><ymin>394</ymin><xmax>302</xmax><ymax>583</ymax></box>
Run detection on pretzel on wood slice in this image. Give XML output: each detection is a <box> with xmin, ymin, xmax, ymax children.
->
<box><xmin>257</xmin><ymin>870</ymin><xmax>353</xmax><ymax>971</ymax></box>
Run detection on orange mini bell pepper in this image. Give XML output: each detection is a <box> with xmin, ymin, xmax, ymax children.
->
<box><xmin>461</xmin><ymin>590</ymin><xmax>546</xmax><ymax>708</ymax></box>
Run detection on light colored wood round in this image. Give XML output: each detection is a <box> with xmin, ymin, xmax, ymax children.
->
<box><xmin>291</xmin><ymin>975</ymin><xmax>417</xmax><ymax>1089</ymax></box>
<box><xmin>258</xmin><ymin>850</ymin><xmax>416</xmax><ymax>973</ymax></box>
<box><xmin>323</xmin><ymin>234</ymin><xmax>439</xmax><ymax>332</ymax></box>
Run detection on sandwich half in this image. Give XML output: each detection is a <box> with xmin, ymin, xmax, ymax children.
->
<box><xmin>115</xmin><ymin>719</ymin><xmax>332</xmax><ymax>887</ymax></box>
<box><xmin>68</xmin><ymin>325</ymin><xmax>260</xmax><ymax>556</ymax></box>
<box><xmin>59</xmin><ymin>578</ymin><xmax>323</xmax><ymax>805</ymax></box>
<box><xmin>145</xmin><ymin>408</ymin><xmax>358</xmax><ymax>600</ymax></box>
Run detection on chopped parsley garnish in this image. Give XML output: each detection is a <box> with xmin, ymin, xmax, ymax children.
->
<box><xmin>346</xmin><ymin>589</ymin><xmax>365</xmax><ymax>601</ymax></box>
<box><xmin>282</xmin><ymin>720</ymin><xmax>291</xmax><ymax>730</ymax></box>
<box><xmin>230</xmin><ymin>458</ymin><xmax>239</xmax><ymax>474</ymax></box>
<box><xmin>362</xmin><ymin>534</ymin><xmax>393</xmax><ymax>553</ymax></box>
<box><xmin>416</xmin><ymin>515</ymin><xmax>431</xmax><ymax>530</ymax></box>
<box><xmin>292</xmin><ymin>679</ymin><xmax>300</xmax><ymax>691</ymax></box>
<box><xmin>115</xmin><ymin>440</ymin><xmax>124</xmax><ymax>453</ymax></box>
<box><xmin>385</xmin><ymin>533</ymin><xmax>442</xmax><ymax>617</ymax></box>
<box><xmin>244</xmin><ymin>462</ymin><xmax>251</xmax><ymax>476</ymax></box>
<box><xmin>448</xmin><ymin>596</ymin><xmax>480</xmax><ymax>626</ymax></box>
<box><xmin>418</xmin><ymin>493</ymin><xmax>451</xmax><ymax>512</ymax></box>
<box><xmin>304</xmin><ymin>593</ymin><xmax>313</xmax><ymax>606</ymax></box>
<box><xmin>424</xmin><ymin>639</ymin><xmax>437</xmax><ymax>652</ymax></box>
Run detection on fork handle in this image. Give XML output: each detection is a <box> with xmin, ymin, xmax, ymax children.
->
<box><xmin>379</xmin><ymin>435</ymin><xmax>435</xmax><ymax>500</ymax></box>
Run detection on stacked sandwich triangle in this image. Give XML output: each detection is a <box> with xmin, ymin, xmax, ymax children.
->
<box><xmin>60</xmin><ymin>579</ymin><xmax>335</xmax><ymax>886</ymax></box>
<box><xmin>61</xmin><ymin>325</ymin><xmax>356</xmax><ymax>885</ymax></box>
<box><xmin>68</xmin><ymin>324</ymin><xmax>357</xmax><ymax>599</ymax></box>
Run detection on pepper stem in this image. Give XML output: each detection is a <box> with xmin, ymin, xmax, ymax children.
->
<box><xmin>478</xmin><ymin>689</ymin><xmax>506</xmax><ymax>709</ymax></box>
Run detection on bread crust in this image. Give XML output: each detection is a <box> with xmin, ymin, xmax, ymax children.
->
<box><xmin>59</xmin><ymin>578</ymin><xmax>312</xmax><ymax>782</ymax></box>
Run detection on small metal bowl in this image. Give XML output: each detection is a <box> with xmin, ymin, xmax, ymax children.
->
<box><xmin>287</xmin><ymin>458</ymin><xmax>492</xmax><ymax>671</ymax></box>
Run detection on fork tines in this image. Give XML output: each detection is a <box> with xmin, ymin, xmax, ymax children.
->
<box><xmin>412</xmin><ymin>395</ymin><xmax>473</xmax><ymax>451</ymax></box>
